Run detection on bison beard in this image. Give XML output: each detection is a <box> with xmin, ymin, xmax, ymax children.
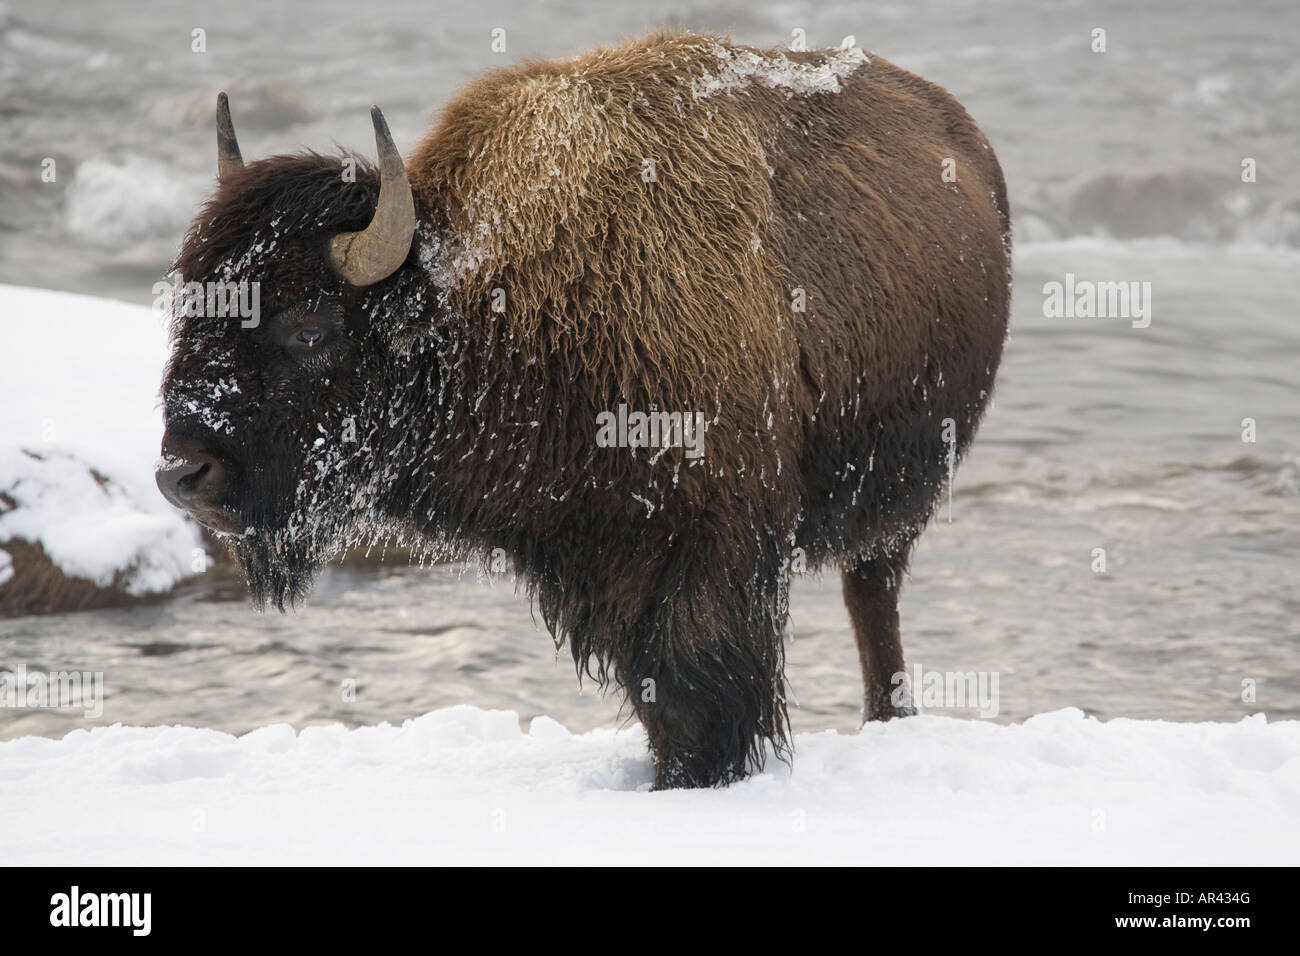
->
<box><xmin>233</xmin><ymin>531</ymin><xmax>318</xmax><ymax>612</ymax></box>
<box><xmin>160</xmin><ymin>32</ymin><xmax>1011</xmax><ymax>789</ymax></box>
<box><xmin>225</xmin><ymin>453</ymin><xmax>361</xmax><ymax>610</ymax></box>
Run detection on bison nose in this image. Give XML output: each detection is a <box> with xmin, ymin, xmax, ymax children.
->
<box><xmin>156</xmin><ymin>454</ymin><xmax>225</xmax><ymax>510</ymax></box>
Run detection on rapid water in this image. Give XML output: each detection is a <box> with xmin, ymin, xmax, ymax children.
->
<box><xmin>2</xmin><ymin>0</ymin><xmax>1298</xmax><ymax>739</ymax></box>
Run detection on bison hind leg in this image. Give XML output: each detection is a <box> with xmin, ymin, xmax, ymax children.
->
<box><xmin>842</xmin><ymin>547</ymin><xmax>918</xmax><ymax>722</ymax></box>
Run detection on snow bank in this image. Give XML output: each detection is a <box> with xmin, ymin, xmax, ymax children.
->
<box><xmin>1</xmin><ymin>706</ymin><xmax>1295</xmax><ymax>864</ymax></box>
<box><xmin>0</xmin><ymin>284</ymin><xmax>204</xmax><ymax>604</ymax></box>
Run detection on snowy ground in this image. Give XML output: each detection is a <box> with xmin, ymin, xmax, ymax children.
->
<box><xmin>0</xmin><ymin>284</ymin><xmax>203</xmax><ymax>596</ymax></box>
<box><xmin>1</xmin><ymin>705</ymin><xmax>1296</xmax><ymax>865</ymax></box>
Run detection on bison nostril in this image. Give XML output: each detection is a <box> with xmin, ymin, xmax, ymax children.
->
<box><xmin>178</xmin><ymin>463</ymin><xmax>210</xmax><ymax>492</ymax></box>
<box><xmin>156</xmin><ymin>456</ymin><xmax>224</xmax><ymax>510</ymax></box>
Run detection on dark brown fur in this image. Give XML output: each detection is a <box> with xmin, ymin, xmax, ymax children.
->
<box><xmin>162</xmin><ymin>32</ymin><xmax>1010</xmax><ymax>788</ymax></box>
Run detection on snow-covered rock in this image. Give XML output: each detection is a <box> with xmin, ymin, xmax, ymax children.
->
<box><xmin>0</xmin><ymin>284</ymin><xmax>205</xmax><ymax>613</ymax></box>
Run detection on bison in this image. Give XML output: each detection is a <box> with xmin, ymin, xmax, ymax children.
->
<box><xmin>156</xmin><ymin>31</ymin><xmax>1011</xmax><ymax>789</ymax></box>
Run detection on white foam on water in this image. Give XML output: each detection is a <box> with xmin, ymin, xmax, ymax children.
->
<box><xmin>63</xmin><ymin>155</ymin><xmax>205</xmax><ymax>246</ymax></box>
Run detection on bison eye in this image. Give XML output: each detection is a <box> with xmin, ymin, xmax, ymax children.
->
<box><xmin>271</xmin><ymin>303</ymin><xmax>343</xmax><ymax>355</ymax></box>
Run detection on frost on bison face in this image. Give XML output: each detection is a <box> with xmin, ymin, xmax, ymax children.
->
<box><xmin>156</xmin><ymin>34</ymin><xmax>1011</xmax><ymax>790</ymax></box>
<box><xmin>157</xmin><ymin>102</ymin><xmax>434</xmax><ymax>609</ymax></box>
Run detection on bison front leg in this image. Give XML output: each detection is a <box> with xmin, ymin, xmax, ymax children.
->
<box><xmin>616</xmin><ymin>558</ymin><xmax>790</xmax><ymax>790</ymax></box>
<box><xmin>842</xmin><ymin>550</ymin><xmax>918</xmax><ymax>722</ymax></box>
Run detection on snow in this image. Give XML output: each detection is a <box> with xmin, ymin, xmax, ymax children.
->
<box><xmin>0</xmin><ymin>705</ymin><xmax>1295</xmax><ymax>864</ymax></box>
<box><xmin>0</xmin><ymin>284</ymin><xmax>205</xmax><ymax>595</ymax></box>
<box><xmin>690</xmin><ymin>43</ymin><xmax>869</xmax><ymax>101</ymax></box>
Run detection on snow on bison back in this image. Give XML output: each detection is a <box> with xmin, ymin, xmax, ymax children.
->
<box><xmin>155</xmin><ymin>32</ymin><xmax>1011</xmax><ymax>789</ymax></box>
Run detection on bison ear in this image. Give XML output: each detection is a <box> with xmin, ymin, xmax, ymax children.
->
<box><xmin>326</xmin><ymin>106</ymin><xmax>415</xmax><ymax>288</ymax></box>
<box><xmin>216</xmin><ymin>92</ymin><xmax>245</xmax><ymax>183</ymax></box>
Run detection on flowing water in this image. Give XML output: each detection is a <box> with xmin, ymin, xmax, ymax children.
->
<box><xmin>2</xmin><ymin>0</ymin><xmax>1298</xmax><ymax>739</ymax></box>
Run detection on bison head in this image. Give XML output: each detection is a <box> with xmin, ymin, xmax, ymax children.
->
<box><xmin>156</xmin><ymin>94</ymin><xmax>427</xmax><ymax>609</ymax></box>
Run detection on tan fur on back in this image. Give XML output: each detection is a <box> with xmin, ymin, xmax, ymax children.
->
<box><xmin>410</xmin><ymin>32</ymin><xmax>810</xmax><ymax>417</ymax></box>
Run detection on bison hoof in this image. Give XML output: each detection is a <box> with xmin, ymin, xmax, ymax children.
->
<box><xmin>863</xmin><ymin>688</ymin><xmax>917</xmax><ymax>723</ymax></box>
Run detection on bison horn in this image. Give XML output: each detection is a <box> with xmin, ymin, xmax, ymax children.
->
<box><xmin>216</xmin><ymin>92</ymin><xmax>245</xmax><ymax>182</ymax></box>
<box><xmin>327</xmin><ymin>106</ymin><xmax>415</xmax><ymax>287</ymax></box>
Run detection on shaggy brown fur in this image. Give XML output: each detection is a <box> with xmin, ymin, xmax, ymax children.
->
<box><xmin>409</xmin><ymin>31</ymin><xmax>1010</xmax><ymax>744</ymax></box>
<box><xmin>161</xmin><ymin>31</ymin><xmax>1010</xmax><ymax>788</ymax></box>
